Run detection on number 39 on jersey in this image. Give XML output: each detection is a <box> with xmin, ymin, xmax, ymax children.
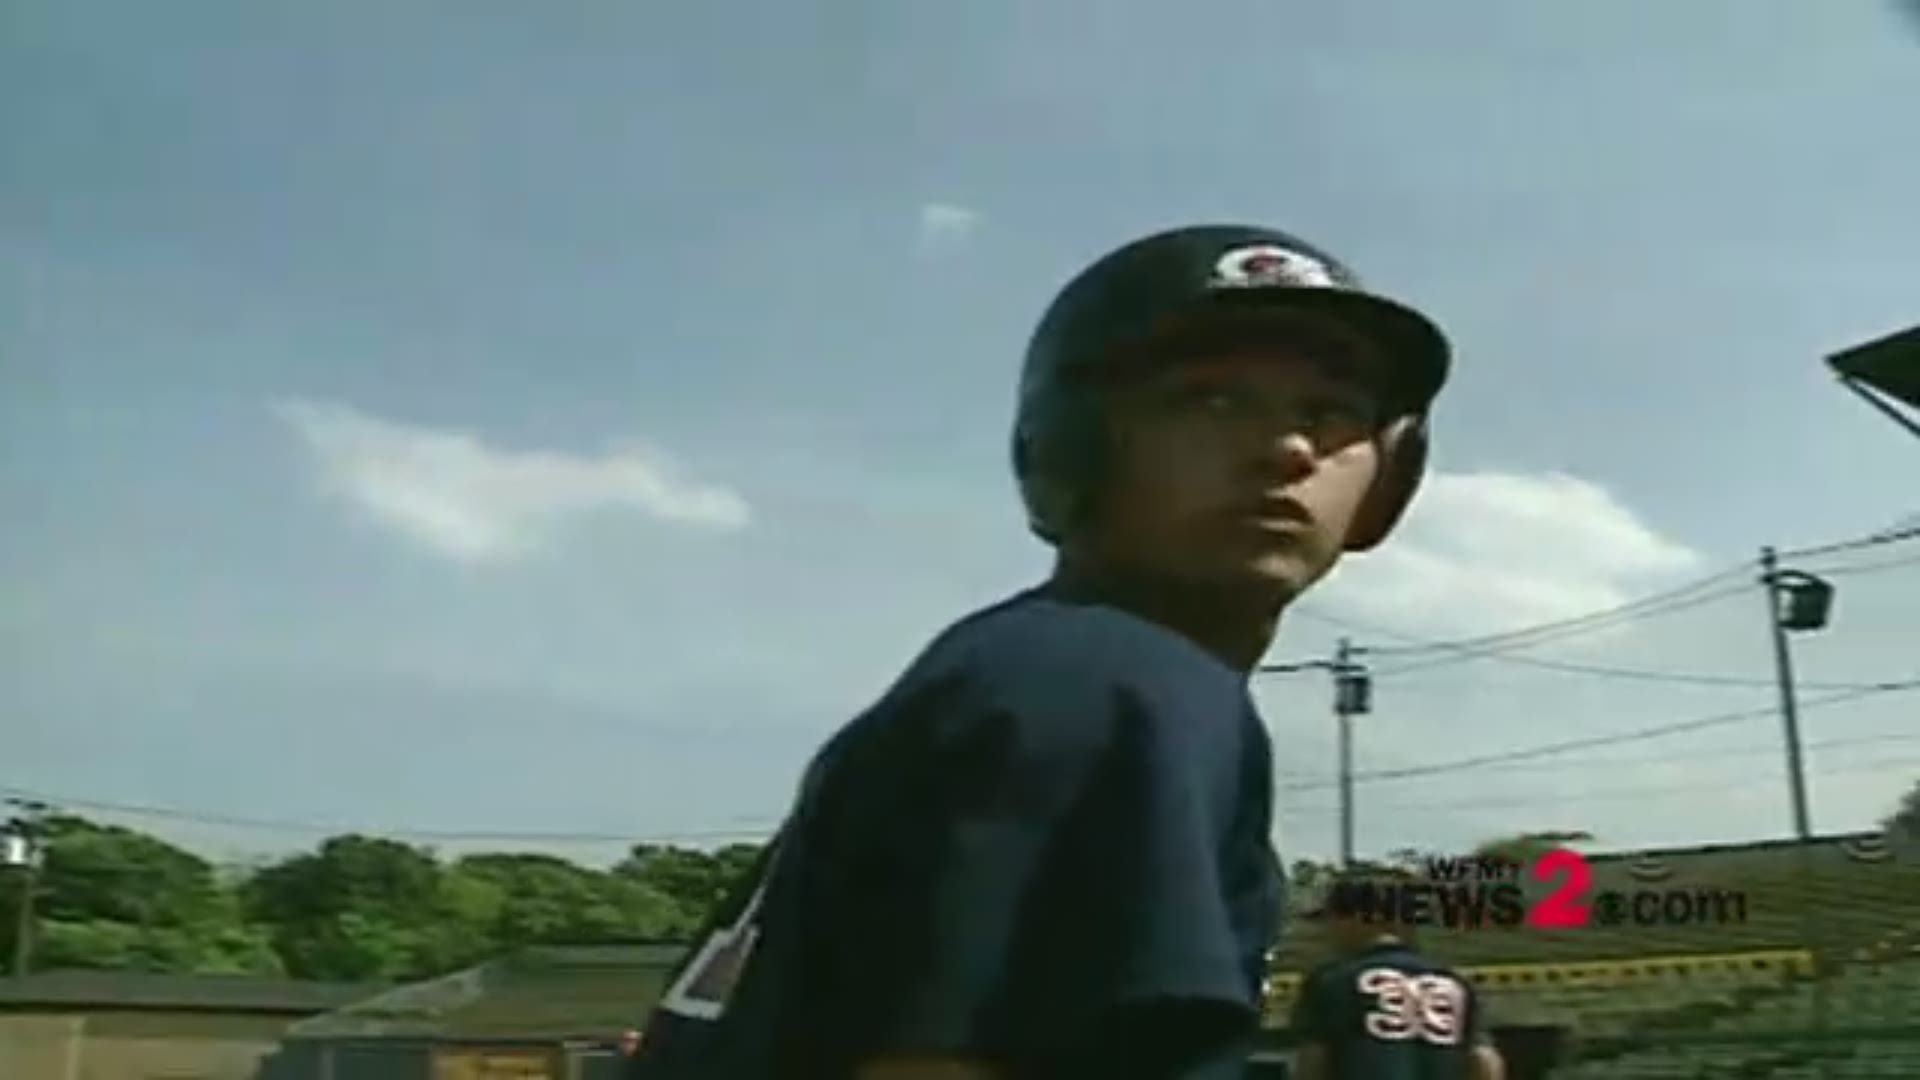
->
<box><xmin>1357</xmin><ymin>967</ymin><xmax>1468</xmax><ymax>1045</ymax></box>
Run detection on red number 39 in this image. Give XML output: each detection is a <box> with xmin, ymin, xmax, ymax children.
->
<box><xmin>1357</xmin><ymin>968</ymin><xmax>1466</xmax><ymax>1046</ymax></box>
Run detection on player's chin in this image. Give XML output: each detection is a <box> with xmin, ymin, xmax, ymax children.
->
<box><xmin>1179</xmin><ymin>526</ymin><xmax>1339</xmax><ymax>605</ymax></box>
<box><xmin>1211</xmin><ymin>549</ymin><xmax>1329</xmax><ymax>605</ymax></box>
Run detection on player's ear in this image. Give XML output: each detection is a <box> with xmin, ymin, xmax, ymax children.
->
<box><xmin>1345</xmin><ymin>413</ymin><xmax>1429</xmax><ymax>553</ymax></box>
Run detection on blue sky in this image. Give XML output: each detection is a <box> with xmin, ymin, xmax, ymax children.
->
<box><xmin>5</xmin><ymin>1</ymin><xmax>1918</xmax><ymax>869</ymax></box>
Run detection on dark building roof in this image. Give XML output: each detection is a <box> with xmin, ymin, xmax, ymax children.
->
<box><xmin>1830</xmin><ymin>323</ymin><xmax>1920</xmax><ymax>409</ymax></box>
<box><xmin>0</xmin><ymin>969</ymin><xmax>388</xmax><ymax>1015</ymax></box>
<box><xmin>287</xmin><ymin>942</ymin><xmax>689</xmax><ymax>1041</ymax></box>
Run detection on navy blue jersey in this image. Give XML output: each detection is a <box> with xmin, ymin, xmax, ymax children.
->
<box><xmin>1288</xmin><ymin>942</ymin><xmax>1485</xmax><ymax>1080</ymax></box>
<box><xmin>627</xmin><ymin>586</ymin><xmax>1284</xmax><ymax>1079</ymax></box>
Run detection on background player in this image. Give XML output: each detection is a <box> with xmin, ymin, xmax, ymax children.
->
<box><xmin>626</xmin><ymin>223</ymin><xmax>1453</xmax><ymax>1079</ymax></box>
<box><xmin>1290</xmin><ymin>869</ymin><xmax>1508</xmax><ymax>1080</ymax></box>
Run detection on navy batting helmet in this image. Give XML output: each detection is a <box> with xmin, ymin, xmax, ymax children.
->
<box><xmin>1012</xmin><ymin>224</ymin><xmax>1451</xmax><ymax>552</ymax></box>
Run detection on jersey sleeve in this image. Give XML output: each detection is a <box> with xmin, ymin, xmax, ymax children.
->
<box><xmin>809</xmin><ymin>650</ymin><xmax>1259</xmax><ymax>1066</ymax></box>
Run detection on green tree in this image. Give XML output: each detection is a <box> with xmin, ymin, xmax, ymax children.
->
<box><xmin>244</xmin><ymin>835</ymin><xmax>454</xmax><ymax>981</ymax></box>
<box><xmin>5</xmin><ymin>818</ymin><xmax>781</xmax><ymax>980</ymax></box>
<box><xmin>36</xmin><ymin>815</ymin><xmax>223</xmax><ymax>927</ymax></box>
<box><xmin>8</xmin><ymin>816</ymin><xmax>281</xmax><ymax>975</ymax></box>
<box><xmin>448</xmin><ymin>852</ymin><xmax>681</xmax><ymax>946</ymax></box>
<box><xmin>614</xmin><ymin>843</ymin><xmax>764</xmax><ymax>935</ymax></box>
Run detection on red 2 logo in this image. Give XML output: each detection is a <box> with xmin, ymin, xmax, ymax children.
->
<box><xmin>1357</xmin><ymin>968</ymin><xmax>1466</xmax><ymax>1046</ymax></box>
<box><xmin>1526</xmin><ymin>848</ymin><xmax>1593</xmax><ymax>929</ymax></box>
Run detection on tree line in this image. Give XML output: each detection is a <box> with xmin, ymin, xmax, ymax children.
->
<box><xmin>1</xmin><ymin>815</ymin><xmax>761</xmax><ymax>983</ymax></box>
<box><xmin>4</xmin><ymin>779</ymin><xmax>1911</xmax><ymax>985</ymax></box>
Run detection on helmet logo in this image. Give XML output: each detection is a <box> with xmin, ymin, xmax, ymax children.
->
<box><xmin>1209</xmin><ymin>244</ymin><xmax>1336</xmax><ymax>289</ymax></box>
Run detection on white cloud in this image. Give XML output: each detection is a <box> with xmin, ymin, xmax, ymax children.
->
<box><xmin>1320</xmin><ymin>470</ymin><xmax>1705</xmax><ymax>639</ymax></box>
<box><xmin>272</xmin><ymin>399</ymin><xmax>750</xmax><ymax>563</ymax></box>
<box><xmin>917</xmin><ymin>202</ymin><xmax>981</xmax><ymax>251</ymax></box>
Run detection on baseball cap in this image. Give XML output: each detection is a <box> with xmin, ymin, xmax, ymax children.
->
<box><xmin>1023</xmin><ymin>224</ymin><xmax>1451</xmax><ymax>414</ymax></box>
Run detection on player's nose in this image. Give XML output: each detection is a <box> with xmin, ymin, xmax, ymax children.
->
<box><xmin>1251</xmin><ymin>427</ymin><xmax>1319</xmax><ymax>482</ymax></box>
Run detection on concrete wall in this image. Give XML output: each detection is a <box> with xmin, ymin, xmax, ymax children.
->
<box><xmin>0</xmin><ymin>1015</ymin><xmax>84</xmax><ymax>1080</ymax></box>
<box><xmin>0</xmin><ymin>1009</ymin><xmax>298</xmax><ymax>1080</ymax></box>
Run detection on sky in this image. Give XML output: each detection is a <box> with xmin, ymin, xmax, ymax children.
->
<box><xmin>3</xmin><ymin>0</ymin><xmax>1918</xmax><ymax>871</ymax></box>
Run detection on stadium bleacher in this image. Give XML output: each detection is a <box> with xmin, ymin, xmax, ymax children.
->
<box><xmin>1267</xmin><ymin>829</ymin><xmax>1920</xmax><ymax>1076</ymax></box>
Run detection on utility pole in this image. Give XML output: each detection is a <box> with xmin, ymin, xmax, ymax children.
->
<box><xmin>4</xmin><ymin>798</ymin><xmax>51</xmax><ymax>980</ymax></box>
<box><xmin>1331</xmin><ymin>639</ymin><xmax>1372</xmax><ymax>868</ymax></box>
<box><xmin>1759</xmin><ymin>547</ymin><xmax>1837</xmax><ymax>1079</ymax></box>
<box><xmin>1760</xmin><ymin>546</ymin><xmax>1834</xmax><ymax>842</ymax></box>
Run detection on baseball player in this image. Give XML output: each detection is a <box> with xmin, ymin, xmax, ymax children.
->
<box><xmin>1289</xmin><ymin>869</ymin><xmax>1506</xmax><ymax>1080</ymax></box>
<box><xmin>626</xmin><ymin>223</ymin><xmax>1452</xmax><ymax>1079</ymax></box>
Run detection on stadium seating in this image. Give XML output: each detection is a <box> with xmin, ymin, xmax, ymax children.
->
<box><xmin>1465</xmin><ymin>955</ymin><xmax>1920</xmax><ymax>1078</ymax></box>
<box><xmin>1266</xmin><ymin>831</ymin><xmax>1919</xmax><ymax>1076</ymax></box>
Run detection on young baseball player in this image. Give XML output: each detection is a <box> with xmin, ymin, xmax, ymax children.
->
<box><xmin>627</xmin><ymin>223</ymin><xmax>1452</xmax><ymax>1079</ymax></box>
<box><xmin>1290</xmin><ymin>869</ymin><xmax>1507</xmax><ymax>1080</ymax></box>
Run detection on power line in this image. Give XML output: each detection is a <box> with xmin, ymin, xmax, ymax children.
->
<box><xmin>1286</xmin><ymin>518</ymin><xmax>1917</xmax><ymax>669</ymax></box>
<box><xmin>1281</xmin><ymin>730</ymin><xmax>1920</xmax><ymax>783</ymax></box>
<box><xmin>1273</xmin><ymin>729</ymin><xmax>1920</xmax><ymax>782</ymax></box>
<box><xmin>1368</xmin><ymin>583</ymin><xmax>1752</xmax><ymax>675</ymax></box>
<box><xmin>9</xmin><ymin>724</ymin><xmax>1915</xmax><ymax>852</ymax></box>
<box><xmin>37</xmin><ymin>730</ymin><xmax>1910</xmax><ymax>844</ymax></box>
<box><xmin>1287</xmin><ymin>568</ymin><xmax>1750</xmax><ymax>668</ymax></box>
<box><xmin>1348</xmin><ymin>681</ymin><xmax>1912</xmax><ymax>784</ymax></box>
<box><xmin>0</xmin><ymin>784</ymin><xmax>780</xmax><ymax>847</ymax></box>
<box><xmin>1373</xmin><ymin>569</ymin><xmax>1749</xmax><ymax>657</ymax></box>
<box><xmin>1277</xmin><ymin>752</ymin><xmax>1920</xmax><ymax>817</ymax></box>
<box><xmin>1271</xmin><ymin>583</ymin><xmax>1748</xmax><ymax>681</ymax></box>
<box><xmin>1374</xmin><ymin>646</ymin><xmax>1890</xmax><ymax>690</ymax></box>
<box><xmin>1279</xmin><ymin>679</ymin><xmax>1920</xmax><ymax>793</ymax></box>
<box><xmin>1271</xmin><ymin>611</ymin><xmax>1890</xmax><ymax>690</ymax></box>
<box><xmin>1777</xmin><ymin>521</ymin><xmax>1920</xmax><ymax>561</ymax></box>
<box><xmin>1810</xmin><ymin>549</ymin><xmax>1920</xmax><ymax>578</ymax></box>
<box><xmin>1298</xmin><ymin>730</ymin><xmax>1919</xmax><ymax>780</ymax></box>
